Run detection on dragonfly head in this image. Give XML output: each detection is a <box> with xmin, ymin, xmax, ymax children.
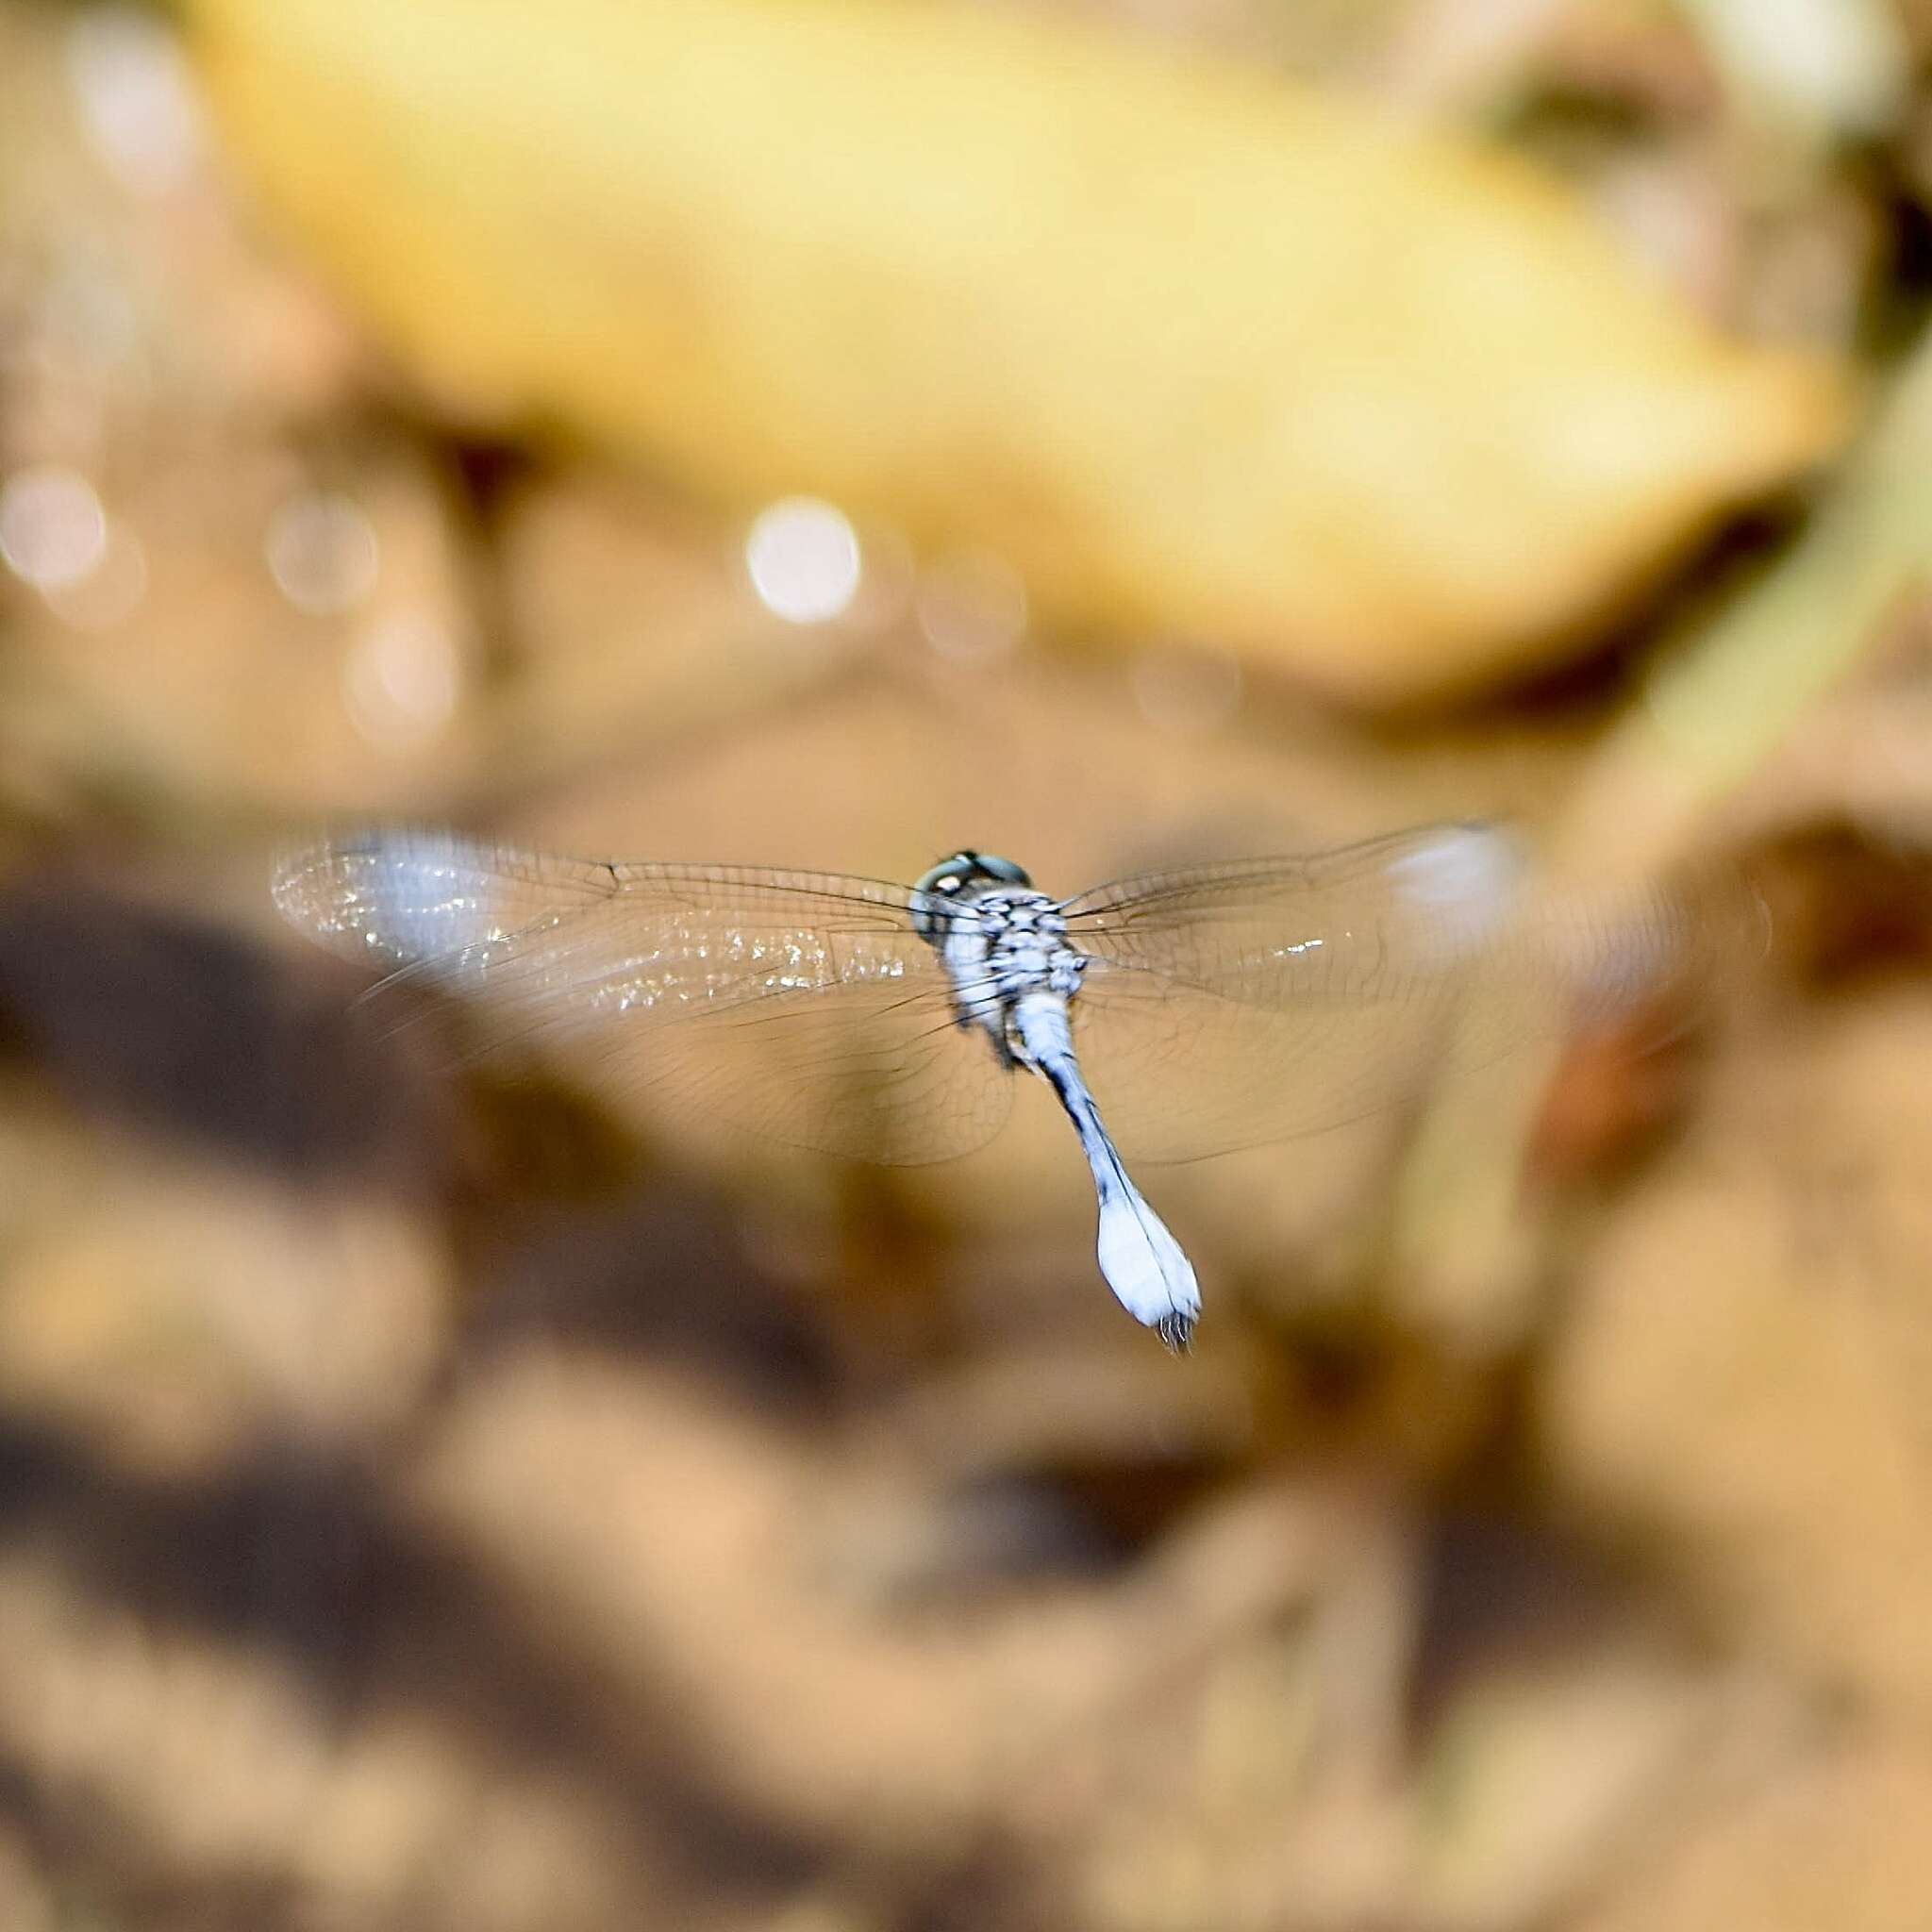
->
<box><xmin>910</xmin><ymin>851</ymin><xmax>1033</xmax><ymax>943</ymax></box>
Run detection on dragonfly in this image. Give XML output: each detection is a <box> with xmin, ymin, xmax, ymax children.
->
<box><xmin>272</xmin><ymin>823</ymin><xmax>1727</xmax><ymax>1350</ymax></box>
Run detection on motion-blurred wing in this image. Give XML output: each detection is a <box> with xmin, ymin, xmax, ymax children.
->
<box><xmin>272</xmin><ymin>828</ymin><xmax>1009</xmax><ymax>1163</ymax></box>
<box><xmin>1060</xmin><ymin>824</ymin><xmax>1740</xmax><ymax>1161</ymax></box>
<box><xmin>1059</xmin><ymin>824</ymin><xmax>1526</xmax><ymax>1007</ymax></box>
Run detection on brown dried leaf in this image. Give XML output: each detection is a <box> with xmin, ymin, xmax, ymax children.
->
<box><xmin>182</xmin><ymin>0</ymin><xmax>1850</xmax><ymax>704</ymax></box>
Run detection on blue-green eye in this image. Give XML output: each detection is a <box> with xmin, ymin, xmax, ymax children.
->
<box><xmin>911</xmin><ymin>851</ymin><xmax>1033</xmax><ymax>941</ymax></box>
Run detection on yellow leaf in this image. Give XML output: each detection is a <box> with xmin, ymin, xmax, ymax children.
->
<box><xmin>182</xmin><ymin>0</ymin><xmax>1850</xmax><ymax>704</ymax></box>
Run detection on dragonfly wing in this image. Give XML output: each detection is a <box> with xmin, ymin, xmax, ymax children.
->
<box><xmin>1061</xmin><ymin>824</ymin><xmax>1739</xmax><ymax>1161</ymax></box>
<box><xmin>1059</xmin><ymin>824</ymin><xmax>1527</xmax><ymax>1010</ymax></box>
<box><xmin>1068</xmin><ymin>958</ymin><xmax>1478</xmax><ymax>1162</ymax></box>
<box><xmin>591</xmin><ymin>974</ymin><xmax>1012</xmax><ymax>1164</ymax></box>
<box><xmin>272</xmin><ymin>829</ymin><xmax>1009</xmax><ymax>1163</ymax></box>
<box><xmin>273</xmin><ymin>828</ymin><xmax>923</xmax><ymax>980</ymax></box>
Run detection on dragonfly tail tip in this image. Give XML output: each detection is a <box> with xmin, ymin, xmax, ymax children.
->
<box><xmin>1155</xmin><ymin>1310</ymin><xmax>1195</xmax><ymax>1355</ymax></box>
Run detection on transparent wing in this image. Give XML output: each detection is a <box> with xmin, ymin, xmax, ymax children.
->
<box><xmin>1060</xmin><ymin>824</ymin><xmax>1744</xmax><ymax>1161</ymax></box>
<box><xmin>272</xmin><ymin>828</ymin><xmax>1009</xmax><ymax>1163</ymax></box>
<box><xmin>605</xmin><ymin>974</ymin><xmax>1011</xmax><ymax>1163</ymax></box>
<box><xmin>1058</xmin><ymin>824</ymin><xmax>1529</xmax><ymax>1008</ymax></box>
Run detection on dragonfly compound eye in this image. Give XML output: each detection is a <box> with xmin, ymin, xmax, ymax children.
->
<box><xmin>910</xmin><ymin>851</ymin><xmax>1033</xmax><ymax>942</ymax></box>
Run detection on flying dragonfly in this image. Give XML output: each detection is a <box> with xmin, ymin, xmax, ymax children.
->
<box><xmin>272</xmin><ymin>823</ymin><xmax>1734</xmax><ymax>1349</ymax></box>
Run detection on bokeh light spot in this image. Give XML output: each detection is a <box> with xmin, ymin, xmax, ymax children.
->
<box><xmin>0</xmin><ymin>466</ymin><xmax>109</xmax><ymax>592</ymax></box>
<box><xmin>744</xmin><ymin>496</ymin><xmax>862</xmax><ymax>624</ymax></box>
<box><xmin>342</xmin><ymin>611</ymin><xmax>462</xmax><ymax>752</ymax></box>
<box><xmin>915</xmin><ymin>550</ymin><xmax>1027</xmax><ymax>662</ymax></box>
<box><xmin>266</xmin><ymin>491</ymin><xmax>380</xmax><ymax>617</ymax></box>
<box><xmin>65</xmin><ymin>8</ymin><xmax>205</xmax><ymax>197</ymax></box>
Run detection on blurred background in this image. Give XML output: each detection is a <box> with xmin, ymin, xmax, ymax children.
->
<box><xmin>4</xmin><ymin>0</ymin><xmax>1932</xmax><ymax>1925</ymax></box>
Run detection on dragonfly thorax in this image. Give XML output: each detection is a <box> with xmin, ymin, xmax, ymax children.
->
<box><xmin>927</xmin><ymin>875</ymin><xmax>1090</xmax><ymax>1065</ymax></box>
